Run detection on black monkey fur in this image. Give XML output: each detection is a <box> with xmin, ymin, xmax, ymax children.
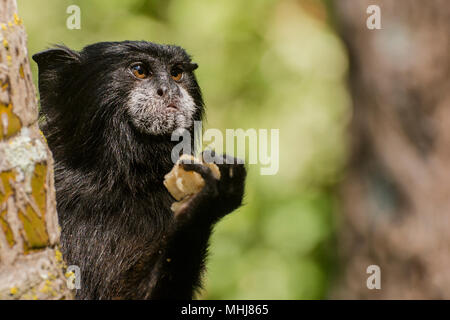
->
<box><xmin>32</xmin><ymin>41</ymin><xmax>246</xmax><ymax>299</ymax></box>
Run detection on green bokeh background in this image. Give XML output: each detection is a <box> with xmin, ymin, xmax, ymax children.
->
<box><xmin>19</xmin><ymin>0</ymin><xmax>350</xmax><ymax>299</ymax></box>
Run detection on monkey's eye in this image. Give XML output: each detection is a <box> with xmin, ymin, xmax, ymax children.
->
<box><xmin>170</xmin><ymin>66</ymin><xmax>183</xmax><ymax>81</ymax></box>
<box><xmin>131</xmin><ymin>63</ymin><xmax>149</xmax><ymax>79</ymax></box>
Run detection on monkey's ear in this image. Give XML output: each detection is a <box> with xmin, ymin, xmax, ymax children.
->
<box><xmin>190</xmin><ymin>63</ymin><xmax>198</xmax><ymax>71</ymax></box>
<box><xmin>32</xmin><ymin>45</ymin><xmax>81</xmax><ymax>69</ymax></box>
<box><xmin>32</xmin><ymin>46</ymin><xmax>81</xmax><ymax>108</ymax></box>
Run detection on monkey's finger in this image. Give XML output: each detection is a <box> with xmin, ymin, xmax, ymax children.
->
<box><xmin>217</xmin><ymin>154</ymin><xmax>246</xmax><ymax>181</ymax></box>
<box><xmin>201</xmin><ymin>149</ymin><xmax>219</xmax><ymax>164</ymax></box>
<box><xmin>180</xmin><ymin>162</ymin><xmax>219</xmax><ymax>198</ymax></box>
<box><xmin>180</xmin><ymin>162</ymin><xmax>215</xmax><ymax>182</ymax></box>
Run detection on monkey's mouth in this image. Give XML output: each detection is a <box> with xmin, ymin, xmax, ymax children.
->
<box><xmin>166</xmin><ymin>104</ymin><xmax>179</xmax><ymax>112</ymax></box>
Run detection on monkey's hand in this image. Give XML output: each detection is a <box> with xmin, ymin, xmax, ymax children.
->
<box><xmin>151</xmin><ymin>151</ymin><xmax>246</xmax><ymax>299</ymax></box>
<box><xmin>174</xmin><ymin>150</ymin><xmax>246</xmax><ymax>225</ymax></box>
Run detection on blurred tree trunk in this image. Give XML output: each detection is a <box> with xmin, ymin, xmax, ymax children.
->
<box><xmin>334</xmin><ymin>0</ymin><xmax>450</xmax><ymax>298</ymax></box>
<box><xmin>0</xmin><ymin>0</ymin><xmax>73</xmax><ymax>299</ymax></box>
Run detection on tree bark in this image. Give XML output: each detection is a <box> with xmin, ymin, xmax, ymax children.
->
<box><xmin>0</xmin><ymin>0</ymin><xmax>73</xmax><ymax>299</ymax></box>
<box><xmin>334</xmin><ymin>0</ymin><xmax>450</xmax><ymax>298</ymax></box>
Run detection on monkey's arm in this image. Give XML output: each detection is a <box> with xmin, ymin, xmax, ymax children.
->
<box><xmin>149</xmin><ymin>153</ymin><xmax>246</xmax><ymax>299</ymax></box>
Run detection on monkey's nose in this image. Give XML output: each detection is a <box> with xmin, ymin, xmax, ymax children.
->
<box><xmin>157</xmin><ymin>86</ymin><xmax>168</xmax><ymax>97</ymax></box>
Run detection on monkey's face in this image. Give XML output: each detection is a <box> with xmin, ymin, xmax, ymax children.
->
<box><xmin>33</xmin><ymin>41</ymin><xmax>204</xmax><ymax>138</ymax></box>
<box><xmin>124</xmin><ymin>52</ymin><xmax>200</xmax><ymax>135</ymax></box>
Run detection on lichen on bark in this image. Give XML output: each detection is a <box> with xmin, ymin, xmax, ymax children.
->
<box><xmin>0</xmin><ymin>0</ymin><xmax>73</xmax><ymax>300</ymax></box>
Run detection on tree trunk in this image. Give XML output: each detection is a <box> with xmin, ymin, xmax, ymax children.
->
<box><xmin>335</xmin><ymin>0</ymin><xmax>450</xmax><ymax>298</ymax></box>
<box><xmin>0</xmin><ymin>0</ymin><xmax>73</xmax><ymax>299</ymax></box>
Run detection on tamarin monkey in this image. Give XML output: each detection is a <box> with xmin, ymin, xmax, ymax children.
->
<box><xmin>33</xmin><ymin>41</ymin><xmax>246</xmax><ymax>299</ymax></box>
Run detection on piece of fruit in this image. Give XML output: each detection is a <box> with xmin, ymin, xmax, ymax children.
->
<box><xmin>163</xmin><ymin>154</ymin><xmax>220</xmax><ymax>213</ymax></box>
